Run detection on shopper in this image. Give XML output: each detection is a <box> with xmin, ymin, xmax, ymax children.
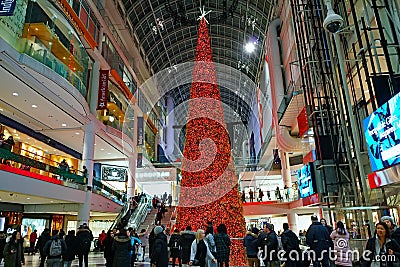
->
<box><xmin>258</xmin><ymin>223</ymin><xmax>279</xmax><ymax>267</ymax></box>
<box><xmin>168</xmin><ymin>228</ymin><xmax>182</xmax><ymax>267</ymax></box>
<box><xmin>76</xmin><ymin>224</ymin><xmax>93</xmax><ymax>267</ymax></box>
<box><xmin>280</xmin><ymin>223</ymin><xmax>300</xmax><ymax>267</ymax></box>
<box><xmin>189</xmin><ymin>229</ymin><xmax>217</xmax><ymax>267</ymax></box>
<box><xmin>138</xmin><ymin>229</ymin><xmax>149</xmax><ymax>262</ymax></box>
<box><xmin>364</xmin><ymin>221</ymin><xmax>400</xmax><ymax>267</ymax></box>
<box><xmin>381</xmin><ymin>215</ymin><xmax>400</xmax><ymax>245</ymax></box>
<box><xmin>204</xmin><ymin>225</ymin><xmax>217</xmax><ymax>267</ymax></box>
<box><xmin>36</xmin><ymin>228</ymin><xmax>51</xmax><ymax>267</ymax></box>
<box><xmin>112</xmin><ymin>229</ymin><xmax>132</xmax><ymax>267</ymax></box>
<box><xmin>0</xmin><ymin>231</ymin><xmax>6</xmax><ymax>264</ymax></box>
<box><xmin>3</xmin><ymin>231</ymin><xmax>24</xmax><ymax>267</ymax></box>
<box><xmin>243</xmin><ymin>227</ymin><xmax>260</xmax><ymax>267</ymax></box>
<box><xmin>43</xmin><ymin>229</ymin><xmax>67</xmax><ymax>267</ymax></box>
<box><xmin>214</xmin><ymin>224</ymin><xmax>231</xmax><ymax>267</ymax></box>
<box><xmin>151</xmin><ymin>226</ymin><xmax>168</xmax><ymax>267</ymax></box>
<box><xmin>305</xmin><ymin>215</ymin><xmax>331</xmax><ymax>267</ymax></box>
<box><xmin>330</xmin><ymin>221</ymin><xmax>351</xmax><ymax>267</ymax></box>
<box><xmin>103</xmin><ymin>230</ymin><xmax>114</xmax><ymax>267</ymax></box>
<box><xmin>63</xmin><ymin>230</ymin><xmax>78</xmax><ymax>267</ymax></box>
<box><xmin>28</xmin><ymin>229</ymin><xmax>38</xmax><ymax>255</ymax></box>
<box><xmin>180</xmin><ymin>226</ymin><xmax>196</xmax><ymax>265</ymax></box>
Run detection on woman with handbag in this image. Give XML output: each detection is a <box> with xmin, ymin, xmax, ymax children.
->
<box><xmin>205</xmin><ymin>226</ymin><xmax>218</xmax><ymax>267</ymax></box>
<box><xmin>364</xmin><ymin>221</ymin><xmax>400</xmax><ymax>267</ymax></box>
<box><xmin>189</xmin><ymin>229</ymin><xmax>217</xmax><ymax>267</ymax></box>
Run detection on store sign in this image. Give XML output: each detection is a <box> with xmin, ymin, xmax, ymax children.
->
<box><xmin>297</xmin><ymin>106</ymin><xmax>309</xmax><ymax>138</ymax></box>
<box><xmin>137</xmin><ymin>117</ymin><xmax>144</xmax><ymax>146</ymax></box>
<box><xmin>0</xmin><ymin>0</ymin><xmax>16</xmax><ymax>16</ymax></box>
<box><xmin>101</xmin><ymin>165</ymin><xmax>127</xmax><ymax>182</ymax></box>
<box><xmin>97</xmin><ymin>70</ymin><xmax>109</xmax><ymax>110</ymax></box>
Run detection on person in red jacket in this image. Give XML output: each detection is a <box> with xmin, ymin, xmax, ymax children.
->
<box><xmin>29</xmin><ymin>230</ymin><xmax>38</xmax><ymax>255</ymax></box>
<box><xmin>98</xmin><ymin>230</ymin><xmax>107</xmax><ymax>251</ymax></box>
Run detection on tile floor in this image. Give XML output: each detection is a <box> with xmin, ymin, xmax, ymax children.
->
<box><xmin>0</xmin><ymin>252</ymin><xmax>152</xmax><ymax>267</ymax></box>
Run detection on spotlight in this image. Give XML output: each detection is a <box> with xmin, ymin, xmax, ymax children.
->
<box><xmin>245</xmin><ymin>42</ymin><xmax>256</xmax><ymax>53</ymax></box>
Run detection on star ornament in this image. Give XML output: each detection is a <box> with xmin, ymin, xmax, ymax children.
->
<box><xmin>197</xmin><ymin>6</ymin><xmax>212</xmax><ymax>24</ymax></box>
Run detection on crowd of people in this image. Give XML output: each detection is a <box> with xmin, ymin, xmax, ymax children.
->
<box><xmin>0</xmin><ymin>223</ymin><xmax>94</xmax><ymax>267</ymax></box>
<box><xmin>241</xmin><ymin>184</ymin><xmax>298</xmax><ymax>203</ymax></box>
<box><xmin>1</xmin><ymin>214</ymin><xmax>400</xmax><ymax>267</ymax></box>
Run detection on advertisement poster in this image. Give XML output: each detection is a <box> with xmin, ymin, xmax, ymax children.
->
<box><xmin>363</xmin><ymin>92</ymin><xmax>400</xmax><ymax>172</ymax></box>
<box><xmin>297</xmin><ymin>163</ymin><xmax>315</xmax><ymax>198</ymax></box>
<box><xmin>101</xmin><ymin>165</ymin><xmax>127</xmax><ymax>182</ymax></box>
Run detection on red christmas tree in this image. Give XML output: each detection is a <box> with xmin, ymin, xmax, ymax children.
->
<box><xmin>175</xmin><ymin>18</ymin><xmax>246</xmax><ymax>266</ymax></box>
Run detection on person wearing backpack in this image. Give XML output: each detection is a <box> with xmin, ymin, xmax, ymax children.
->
<box><xmin>36</xmin><ymin>228</ymin><xmax>51</xmax><ymax>267</ymax></box>
<box><xmin>76</xmin><ymin>225</ymin><xmax>93</xmax><ymax>267</ymax></box>
<box><xmin>280</xmin><ymin>223</ymin><xmax>300</xmax><ymax>267</ymax></box>
<box><xmin>168</xmin><ymin>228</ymin><xmax>182</xmax><ymax>267</ymax></box>
<box><xmin>43</xmin><ymin>229</ymin><xmax>67</xmax><ymax>267</ymax></box>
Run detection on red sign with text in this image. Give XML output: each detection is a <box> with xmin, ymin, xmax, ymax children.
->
<box><xmin>297</xmin><ymin>106</ymin><xmax>309</xmax><ymax>137</ymax></box>
<box><xmin>97</xmin><ymin>70</ymin><xmax>109</xmax><ymax>110</ymax></box>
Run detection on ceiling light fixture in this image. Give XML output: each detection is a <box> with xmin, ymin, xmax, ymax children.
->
<box><xmin>61</xmin><ymin>123</ymin><xmax>67</xmax><ymax>127</ymax></box>
<box><xmin>12</xmin><ymin>92</ymin><xmax>19</xmax><ymax>96</ymax></box>
<box><xmin>100</xmin><ymin>148</ymin><xmax>105</xmax><ymax>151</ymax></box>
<box><xmin>245</xmin><ymin>42</ymin><xmax>256</xmax><ymax>53</ymax></box>
<box><xmin>75</xmin><ymin>132</ymin><xmax>80</xmax><ymax>135</ymax></box>
<box><xmin>31</xmin><ymin>104</ymin><xmax>38</xmax><ymax>108</ymax></box>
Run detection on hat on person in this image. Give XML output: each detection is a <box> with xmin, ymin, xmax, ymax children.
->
<box><xmin>381</xmin><ymin>216</ymin><xmax>395</xmax><ymax>225</ymax></box>
<box><xmin>265</xmin><ymin>223</ymin><xmax>274</xmax><ymax>230</ymax></box>
<box><xmin>311</xmin><ymin>215</ymin><xmax>318</xmax><ymax>221</ymax></box>
<box><xmin>154</xmin><ymin>226</ymin><xmax>163</xmax><ymax>235</ymax></box>
<box><xmin>251</xmin><ymin>227</ymin><xmax>259</xmax><ymax>234</ymax></box>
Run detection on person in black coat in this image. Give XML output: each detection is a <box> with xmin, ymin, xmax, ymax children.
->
<box><xmin>36</xmin><ymin>228</ymin><xmax>51</xmax><ymax>267</ymax></box>
<box><xmin>63</xmin><ymin>230</ymin><xmax>77</xmax><ymax>267</ymax></box>
<box><xmin>258</xmin><ymin>223</ymin><xmax>279</xmax><ymax>267</ymax></box>
<box><xmin>0</xmin><ymin>231</ymin><xmax>6</xmax><ymax>264</ymax></box>
<box><xmin>103</xmin><ymin>230</ymin><xmax>115</xmax><ymax>267</ymax></box>
<box><xmin>364</xmin><ymin>221</ymin><xmax>400</xmax><ymax>267</ymax></box>
<box><xmin>76</xmin><ymin>225</ymin><xmax>93</xmax><ymax>267</ymax></box>
<box><xmin>280</xmin><ymin>223</ymin><xmax>301</xmax><ymax>267</ymax></box>
<box><xmin>112</xmin><ymin>229</ymin><xmax>132</xmax><ymax>267</ymax></box>
<box><xmin>151</xmin><ymin>226</ymin><xmax>169</xmax><ymax>267</ymax></box>
<box><xmin>180</xmin><ymin>226</ymin><xmax>196</xmax><ymax>264</ymax></box>
<box><xmin>168</xmin><ymin>229</ymin><xmax>182</xmax><ymax>267</ymax></box>
<box><xmin>306</xmin><ymin>215</ymin><xmax>331</xmax><ymax>267</ymax></box>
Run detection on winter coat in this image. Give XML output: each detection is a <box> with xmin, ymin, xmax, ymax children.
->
<box><xmin>243</xmin><ymin>232</ymin><xmax>259</xmax><ymax>257</ymax></box>
<box><xmin>190</xmin><ymin>239</ymin><xmax>215</xmax><ymax>267</ymax></box>
<box><xmin>76</xmin><ymin>228</ymin><xmax>93</xmax><ymax>254</ymax></box>
<box><xmin>280</xmin><ymin>229</ymin><xmax>300</xmax><ymax>253</ymax></box>
<box><xmin>36</xmin><ymin>232</ymin><xmax>51</xmax><ymax>254</ymax></box>
<box><xmin>64</xmin><ymin>234</ymin><xmax>78</xmax><ymax>261</ymax></box>
<box><xmin>0</xmin><ymin>237</ymin><xmax>6</xmax><ymax>257</ymax></box>
<box><xmin>138</xmin><ymin>232</ymin><xmax>149</xmax><ymax>247</ymax></box>
<box><xmin>214</xmin><ymin>232</ymin><xmax>231</xmax><ymax>262</ymax></box>
<box><xmin>168</xmin><ymin>233</ymin><xmax>182</xmax><ymax>258</ymax></box>
<box><xmin>112</xmin><ymin>235</ymin><xmax>132</xmax><ymax>267</ymax></box>
<box><xmin>180</xmin><ymin>230</ymin><xmax>196</xmax><ymax>263</ymax></box>
<box><xmin>151</xmin><ymin>232</ymin><xmax>169</xmax><ymax>267</ymax></box>
<box><xmin>3</xmin><ymin>240</ymin><xmax>25</xmax><ymax>267</ymax></box>
<box><xmin>391</xmin><ymin>227</ymin><xmax>400</xmax><ymax>247</ymax></box>
<box><xmin>103</xmin><ymin>235</ymin><xmax>114</xmax><ymax>260</ymax></box>
<box><xmin>364</xmin><ymin>235</ymin><xmax>400</xmax><ymax>267</ymax></box>
<box><xmin>258</xmin><ymin>230</ymin><xmax>279</xmax><ymax>262</ymax></box>
<box><xmin>330</xmin><ymin>230</ymin><xmax>352</xmax><ymax>266</ymax></box>
<box><xmin>43</xmin><ymin>235</ymin><xmax>67</xmax><ymax>259</ymax></box>
<box><xmin>306</xmin><ymin>222</ymin><xmax>332</xmax><ymax>252</ymax></box>
<box><xmin>204</xmin><ymin>234</ymin><xmax>217</xmax><ymax>267</ymax></box>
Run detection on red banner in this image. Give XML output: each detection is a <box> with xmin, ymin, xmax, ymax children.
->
<box><xmin>297</xmin><ymin>106</ymin><xmax>309</xmax><ymax>137</ymax></box>
<box><xmin>97</xmin><ymin>70</ymin><xmax>109</xmax><ymax>110</ymax></box>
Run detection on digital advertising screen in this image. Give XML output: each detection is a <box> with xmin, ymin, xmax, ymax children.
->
<box><xmin>363</xmin><ymin>92</ymin><xmax>400</xmax><ymax>172</ymax></box>
<box><xmin>297</xmin><ymin>163</ymin><xmax>315</xmax><ymax>198</ymax></box>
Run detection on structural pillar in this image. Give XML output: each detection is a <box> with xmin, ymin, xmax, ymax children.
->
<box><xmin>127</xmin><ymin>106</ymin><xmax>139</xmax><ymax>199</ymax></box>
<box><xmin>280</xmin><ymin>150</ymin><xmax>291</xmax><ymax>187</ymax></box>
<box><xmin>287</xmin><ymin>211</ymin><xmax>298</xmax><ymax>234</ymax></box>
<box><xmin>89</xmin><ymin>60</ymin><xmax>100</xmax><ymax>115</ymax></box>
<box><xmin>77</xmin><ymin>120</ymin><xmax>96</xmax><ymax>226</ymax></box>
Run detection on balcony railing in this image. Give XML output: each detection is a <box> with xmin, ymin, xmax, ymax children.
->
<box><xmin>18</xmin><ymin>38</ymin><xmax>87</xmax><ymax>97</ymax></box>
<box><xmin>0</xmin><ymin>148</ymin><xmax>124</xmax><ymax>204</ymax></box>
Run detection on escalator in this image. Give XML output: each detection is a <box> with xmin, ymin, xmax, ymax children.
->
<box><xmin>110</xmin><ymin>195</ymin><xmax>151</xmax><ymax>230</ymax></box>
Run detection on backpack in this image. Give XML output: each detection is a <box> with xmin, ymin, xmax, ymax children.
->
<box><xmin>286</xmin><ymin>231</ymin><xmax>300</xmax><ymax>250</ymax></box>
<box><xmin>49</xmin><ymin>239</ymin><xmax>62</xmax><ymax>256</ymax></box>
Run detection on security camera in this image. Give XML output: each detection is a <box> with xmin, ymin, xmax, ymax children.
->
<box><xmin>323</xmin><ymin>12</ymin><xmax>344</xmax><ymax>33</ymax></box>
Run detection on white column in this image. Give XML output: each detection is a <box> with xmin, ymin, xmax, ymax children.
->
<box><xmin>127</xmin><ymin>106</ymin><xmax>138</xmax><ymax>199</ymax></box>
<box><xmin>89</xmin><ymin>61</ymin><xmax>100</xmax><ymax>115</ymax></box>
<box><xmin>77</xmin><ymin>120</ymin><xmax>96</xmax><ymax>226</ymax></box>
<box><xmin>280</xmin><ymin>150</ymin><xmax>291</xmax><ymax>186</ymax></box>
<box><xmin>287</xmin><ymin>212</ymin><xmax>298</xmax><ymax>234</ymax></box>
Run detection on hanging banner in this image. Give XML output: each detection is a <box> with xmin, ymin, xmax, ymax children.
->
<box><xmin>137</xmin><ymin>117</ymin><xmax>144</xmax><ymax>146</ymax></box>
<box><xmin>0</xmin><ymin>0</ymin><xmax>16</xmax><ymax>16</ymax></box>
<box><xmin>297</xmin><ymin>106</ymin><xmax>309</xmax><ymax>138</ymax></box>
<box><xmin>97</xmin><ymin>70</ymin><xmax>109</xmax><ymax>110</ymax></box>
<box><xmin>137</xmin><ymin>153</ymin><xmax>143</xmax><ymax>168</ymax></box>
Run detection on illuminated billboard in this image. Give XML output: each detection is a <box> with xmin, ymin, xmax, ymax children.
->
<box><xmin>297</xmin><ymin>163</ymin><xmax>315</xmax><ymax>198</ymax></box>
<box><xmin>363</xmin><ymin>92</ymin><xmax>400</xmax><ymax>172</ymax></box>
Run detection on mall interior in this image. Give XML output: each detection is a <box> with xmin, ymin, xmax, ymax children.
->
<box><xmin>0</xmin><ymin>0</ymin><xmax>400</xmax><ymax>258</ymax></box>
